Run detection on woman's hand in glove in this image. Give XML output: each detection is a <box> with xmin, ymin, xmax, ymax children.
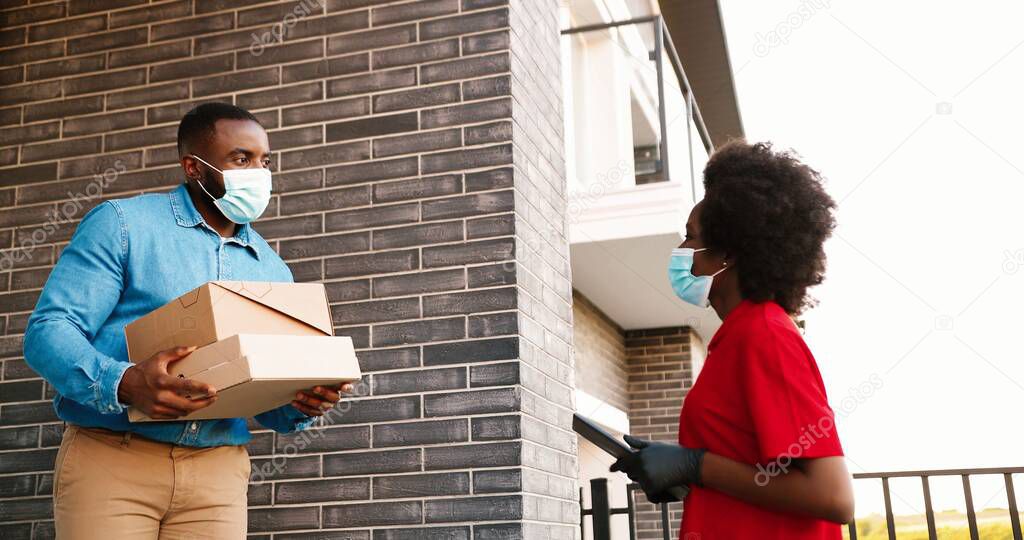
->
<box><xmin>609</xmin><ymin>435</ymin><xmax>706</xmax><ymax>502</ymax></box>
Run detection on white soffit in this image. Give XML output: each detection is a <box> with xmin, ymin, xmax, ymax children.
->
<box><xmin>570</xmin><ymin>232</ymin><xmax>721</xmax><ymax>344</ymax></box>
<box><xmin>575</xmin><ymin>389</ymin><xmax>630</xmax><ymax>435</ymax></box>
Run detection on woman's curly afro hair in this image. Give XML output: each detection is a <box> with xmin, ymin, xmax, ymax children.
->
<box><xmin>699</xmin><ymin>141</ymin><xmax>836</xmax><ymax>315</ymax></box>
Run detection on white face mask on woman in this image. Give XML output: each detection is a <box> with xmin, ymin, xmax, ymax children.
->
<box><xmin>190</xmin><ymin>154</ymin><xmax>272</xmax><ymax>224</ymax></box>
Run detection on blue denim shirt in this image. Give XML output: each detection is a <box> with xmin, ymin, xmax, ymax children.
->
<box><xmin>24</xmin><ymin>184</ymin><xmax>314</xmax><ymax>447</ymax></box>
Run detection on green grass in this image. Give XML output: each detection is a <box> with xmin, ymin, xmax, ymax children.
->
<box><xmin>844</xmin><ymin>508</ymin><xmax>1022</xmax><ymax>539</ymax></box>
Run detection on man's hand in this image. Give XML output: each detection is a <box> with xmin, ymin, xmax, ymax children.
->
<box><xmin>610</xmin><ymin>435</ymin><xmax>706</xmax><ymax>502</ymax></box>
<box><xmin>291</xmin><ymin>383</ymin><xmax>354</xmax><ymax>417</ymax></box>
<box><xmin>117</xmin><ymin>346</ymin><xmax>218</xmax><ymax>420</ymax></box>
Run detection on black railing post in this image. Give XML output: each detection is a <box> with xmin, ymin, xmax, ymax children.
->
<box><xmin>652</xmin><ymin>16</ymin><xmax>670</xmax><ymax>184</ymax></box>
<box><xmin>962</xmin><ymin>475</ymin><xmax>979</xmax><ymax>540</ymax></box>
<box><xmin>882</xmin><ymin>477</ymin><xmax>896</xmax><ymax>540</ymax></box>
<box><xmin>590</xmin><ymin>478</ymin><xmax>612</xmax><ymax>540</ymax></box>
<box><xmin>660</xmin><ymin>501</ymin><xmax>671</xmax><ymax>540</ymax></box>
<box><xmin>921</xmin><ymin>475</ymin><xmax>938</xmax><ymax>540</ymax></box>
<box><xmin>626</xmin><ymin>483</ymin><xmax>638</xmax><ymax>540</ymax></box>
<box><xmin>1006</xmin><ymin>472</ymin><xmax>1022</xmax><ymax>540</ymax></box>
<box><xmin>854</xmin><ymin>467</ymin><xmax>1024</xmax><ymax>540</ymax></box>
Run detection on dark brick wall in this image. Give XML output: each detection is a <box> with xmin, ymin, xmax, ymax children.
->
<box><xmin>0</xmin><ymin>0</ymin><xmax>576</xmax><ymax>538</ymax></box>
<box><xmin>626</xmin><ymin>327</ymin><xmax>700</xmax><ymax>540</ymax></box>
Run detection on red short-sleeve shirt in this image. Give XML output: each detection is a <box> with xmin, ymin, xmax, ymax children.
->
<box><xmin>678</xmin><ymin>300</ymin><xmax>844</xmax><ymax>539</ymax></box>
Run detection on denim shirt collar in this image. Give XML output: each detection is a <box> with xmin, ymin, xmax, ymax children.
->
<box><xmin>169</xmin><ymin>183</ymin><xmax>261</xmax><ymax>260</ymax></box>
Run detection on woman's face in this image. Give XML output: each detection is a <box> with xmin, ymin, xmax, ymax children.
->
<box><xmin>679</xmin><ymin>201</ymin><xmax>723</xmax><ymax>278</ymax></box>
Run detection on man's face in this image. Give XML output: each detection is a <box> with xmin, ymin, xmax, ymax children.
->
<box><xmin>184</xmin><ymin>119</ymin><xmax>271</xmax><ymax>198</ymax></box>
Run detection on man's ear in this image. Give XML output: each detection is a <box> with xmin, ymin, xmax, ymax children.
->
<box><xmin>181</xmin><ymin>155</ymin><xmax>200</xmax><ymax>181</ymax></box>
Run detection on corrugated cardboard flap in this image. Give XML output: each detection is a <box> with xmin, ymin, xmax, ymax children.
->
<box><xmin>211</xmin><ymin>281</ymin><xmax>333</xmax><ymax>336</ymax></box>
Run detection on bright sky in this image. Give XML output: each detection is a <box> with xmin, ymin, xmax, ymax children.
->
<box><xmin>716</xmin><ymin>0</ymin><xmax>1024</xmax><ymax>518</ymax></box>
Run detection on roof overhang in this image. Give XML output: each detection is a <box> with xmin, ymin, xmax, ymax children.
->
<box><xmin>569</xmin><ymin>180</ymin><xmax>722</xmax><ymax>343</ymax></box>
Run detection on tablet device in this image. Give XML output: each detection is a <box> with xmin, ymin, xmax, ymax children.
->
<box><xmin>572</xmin><ymin>413</ymin><xmax>632</xmax><ymax>458</ymax></box>
<box><xmin>572</xmin><ymin>413</ymin><xmax>688</xmax><ymax>502</ymax></box>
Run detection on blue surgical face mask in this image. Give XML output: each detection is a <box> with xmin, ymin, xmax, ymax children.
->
<box><xmin>668</xmin><ymin>247</ymin><xmax>728</xmax><ymax>308</ymax></box>
<box><xmin>190</xmin><ymin>154</ymin><xmax>272</xmax><ymax>224</ymax></box>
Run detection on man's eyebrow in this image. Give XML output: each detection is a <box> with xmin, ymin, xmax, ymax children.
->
<box><xmin>227</xmin><ymin>147</ymin><xmax>272</xmax><ymax>157</ymax></box>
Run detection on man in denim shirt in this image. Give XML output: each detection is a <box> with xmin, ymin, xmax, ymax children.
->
<box><xmin>24</xmin><ymin>103</ymin><xmax>351</xmax><ymax>538</ymax></box>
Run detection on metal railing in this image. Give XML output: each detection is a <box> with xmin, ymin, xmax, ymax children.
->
<box><xmin>561</xmin><ymin>15</ymin><xmax>714</xmax><ymax>201</ymax></box>
<box><xmin>850</xmin><ymin>466</ymin><xmax>1024</xmax><ymax>540</ymax></box>
<box><xmin>579</xmin><ymin>477</ymin><xmax>673</xmax><ymax>540</ymax></box>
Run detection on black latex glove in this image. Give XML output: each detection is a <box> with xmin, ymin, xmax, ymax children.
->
<box><xmin>610</xmin><ymin>435</ymin><xmax>706</xmax><ymax>503</ymax></box>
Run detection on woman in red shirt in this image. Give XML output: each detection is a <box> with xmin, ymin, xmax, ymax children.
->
<box><xmin>611</xmin><ymin>141</ymin><xmax>854</xmax><ymax>539</ymax></box>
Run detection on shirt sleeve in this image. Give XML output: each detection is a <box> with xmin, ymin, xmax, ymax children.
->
<box><xmin>741</xmin><ymin>319</ymin><xmax>843</xmax><ymax>464</ymax></box>
<box><xmin>23</xmin><ymin>202</ymin><xmax>131</xmax><ymax>415</ymax></box>
<box><xmin>254</xmin><ymin>404</ymin><xmax>317</xmax><ymax>433</ymax></box>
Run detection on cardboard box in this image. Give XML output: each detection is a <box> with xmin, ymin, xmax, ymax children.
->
<box><xmin>124</xmin><ymin>281</ymin><xmax>361</xmax><ymax>422</ymax></box>
<box><xmin>127</xmin><ymin>334</ymin><xmax>360</xmax><ymax>422</ymax></box>
<box><xmin>125</xmin><ymin>281</ymin><xmax>334</xmax><ymax>362</ymax></box>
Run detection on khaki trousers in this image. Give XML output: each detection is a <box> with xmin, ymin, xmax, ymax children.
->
<box><xmin>53</xmin><ymin>425</ymin><xmax>250</xmax><ymax>540</ymax></box>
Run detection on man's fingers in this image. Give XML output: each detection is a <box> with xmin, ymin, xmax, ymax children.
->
<box><xmin>308</xmin><ymin>386</ymin><xmax>341</xmax><ymax>403</ymax></box>
<box><xmin>156</xmin><ymin>390</ymin><xmax>217</xmax><ymax>413</ymax></box>
<box><xmin>155</xmin><ymin>345</ymin><xmax>198</xmax><ymax>365</ymax></box>
<box><xmin>179</xmin><ymin>395</ymin><xmax>217</xmax><ymax>412</ymax></box>
<box><xmin>148</xmin><ymin>402</ymin><xmax>189</xmax><ymax>418</ymax></box>
<box><xmin>292</xmin><ymin>400</ymin><xmax>324</xmax><ymax>417</ymax></box>
<box><xmin>296</xmin><ymin>391</ymin><xmax>333</xmax><ymax>411</ymax></box>
<box><xmin>156</xmin><ymin>373</ymin><xmax>216</xmax><ymax>398</ymax></box>
<box><xmin>177</xmin><ymin>377</ymin><xmax>217</xmax><ymax>399</ymax></box>
<box><xmin>169</xmin><ymin>394</ymin><xmax>216</xmax><ymax>413</ymax></box>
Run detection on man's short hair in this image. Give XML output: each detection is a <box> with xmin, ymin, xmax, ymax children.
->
<box><xmin>177</xmin><ymin>102</ymin><xmax>262</xmax><ymax>157</ymax></box>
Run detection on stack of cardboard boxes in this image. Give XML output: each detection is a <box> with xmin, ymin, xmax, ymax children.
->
<box><xmin>124</xmin><ymin>281</ymin><xmax>361</xmax><ymax>422</ymax></box>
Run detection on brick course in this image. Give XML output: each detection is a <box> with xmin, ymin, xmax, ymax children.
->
<box><xmin>571</xmin><ymin>290</ymin><xmax>628</xmax><ymax>413</ymax></box>
<box><xmin>0</xmin><ymin>0</ymin><xmax>575</xmax><ymax>538</ymax></box>
<box><xmin>626</xmin><ymin>326</ymin><xmax>702</xmax><ymax>540</ymax></box>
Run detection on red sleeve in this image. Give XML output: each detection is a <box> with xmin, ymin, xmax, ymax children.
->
<box><xmin>741</xmin><ymin>319</ymin><xmax>843</xmax><ymax>464</ymax></box>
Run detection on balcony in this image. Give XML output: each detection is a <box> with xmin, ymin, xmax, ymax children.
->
<box><xmin>560</xmin><ymin>7</ymin><xmax>720</xmax><ymax>342</ymax></box>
